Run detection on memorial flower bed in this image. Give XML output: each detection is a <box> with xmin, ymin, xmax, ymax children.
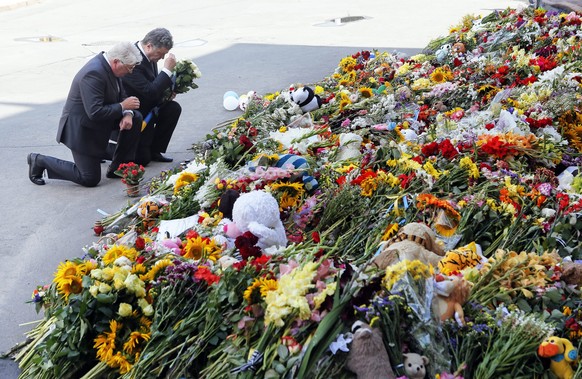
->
<box><xmin>14</xmin><ymin>6</ymin><xmax>582</xmax><ymax>379</ymax></box>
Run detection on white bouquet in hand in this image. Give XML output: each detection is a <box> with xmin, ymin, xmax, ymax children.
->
<box><xmin>164</xmin><ymin>60</ymin><xmax>202</xmax><ymax>101</ymax></box>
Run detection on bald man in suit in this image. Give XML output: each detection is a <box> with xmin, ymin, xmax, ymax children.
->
<box><xmin>27</xmin><ymin>42</ymin><xmax>143</xmax><ymax>187</ymax></box>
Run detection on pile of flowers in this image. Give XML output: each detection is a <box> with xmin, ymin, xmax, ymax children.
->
<box><xmin>13</xmin><ymin>6</ymin><xmax>582</xmax><ymax>379</ymax></box>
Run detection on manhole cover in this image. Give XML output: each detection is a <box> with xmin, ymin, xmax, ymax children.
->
<box><xmin>314</xmin><ymin>15</ymin><xmax>371</xmax><ymax>27</ymax></box>
<box><xmin>175</xmin><ymin>39</ymin><xmax>207</xmax><ymax>47</ymax></box>
<box><xmin>14</xmin><ymin>35</ymin><xmax>65</xmax><ymax>42</ymax></box>
<box><xmin>81</xmin><ymin>41</ymin><xmax>120</xmax><ymax>47</ymax></box>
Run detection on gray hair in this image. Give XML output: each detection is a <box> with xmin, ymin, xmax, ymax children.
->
<box><xmin>107</xmin><ymin>42</ymin><xmax>142</xmax><ymax>65</ymax></box>
<box><xmin>142</xmin><ymin>28</ymin><xmax>174</xmax><ymax>50</ymax></box>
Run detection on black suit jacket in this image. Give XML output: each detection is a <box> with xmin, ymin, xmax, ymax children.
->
<box><xmin>122</xmin><ymin>43</ymin><xmax>173</xmax><ymax>116</ymax></box>
<box><xmin>57</xmin><ymin>53</ymin><xmax>125</xmax><ymax>158</ymax></box>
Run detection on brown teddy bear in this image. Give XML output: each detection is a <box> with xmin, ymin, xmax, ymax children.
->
<box><xmin>346</xmin><ymin>321</ymin><xmax>396</xmax><ymax>379</ymax></box>
<box><xmin>403</xmin><ymin>352</ymin><xmax>429</xmax><ymax>379</ymax></box>
<box><xmin>561</xmin><ymin>261</ymin><xmax>582</xmax><ymax>287</ymax></box>
<box><xmin>371</xmin><ymin>222</ymin><xmax>445</xmax><ymax>270</ymax></box>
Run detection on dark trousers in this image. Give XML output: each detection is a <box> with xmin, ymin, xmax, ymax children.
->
<box><xmin>137</xmin><ymin>101</ymin><xmax>181</xmax><ymax>165</ymax></box>
<box><xmin>39</xmin><ymin>114</ymin><xmax>142</xmax><ymax>187</ymax></box>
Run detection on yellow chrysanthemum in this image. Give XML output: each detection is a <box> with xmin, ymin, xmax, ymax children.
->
<box><xmin>265</xmin><ymin>91</ymin><xmax>280</xmax><ymax>101</ymax></box>
<box><xmin>459</xmin><ymin>156</ymin><xmax>480</xmax><ymax>179</ymax></box>
<box><xmin>423</xmin><ymin>161</ymin><xmax>442</xmax><ymax>179</ymax></box>
<box><xmin>102</xmin><ymin>245</ymin><xmax>138</xmax><ymax>266</ymax></box>
<box><xmin>383</xmin><ymin>260</ymin><xmax>432</xmax><ymax>290</ymax></box>
<box><xmin>411</xmin><ymin>78</ymin><xmax>432</xmax><ymax>91</ymax></box>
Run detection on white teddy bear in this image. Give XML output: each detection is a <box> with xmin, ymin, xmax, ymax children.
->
<box><xmin>230</xmin><ymin>190</ymin><xmax>288</xmax><ymax>250</ymax></box>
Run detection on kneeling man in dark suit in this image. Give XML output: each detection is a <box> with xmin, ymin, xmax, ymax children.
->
<box><xmin>27</xmin><ymin>41</ymin><xmax>143</xmax><ymax>187</ymax></box>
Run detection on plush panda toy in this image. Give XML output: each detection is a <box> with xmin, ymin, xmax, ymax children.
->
<box><xmin>290</xmin><ymin>86</ymin><xmax>322</xmax><ymax>112</ymax></box>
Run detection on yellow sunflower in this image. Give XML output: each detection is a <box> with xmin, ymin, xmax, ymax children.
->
<box><xmin>243</xmin><ymin>279</ymin><xmax>262</xmax><ymax>304</ymax></box>
<box><xmin>123</xmin><ymin>331</ymin><xmax>151</xmax><ymax>355</ymax></box>
<box><xmin>430</xmin><ymin>66</ymin><xmax>453</xmax><ymax>83</ymax></box>
<box><xmin>94</xmin><ymin>319</ymin><xmax>121</xmax><ymax>362</ymax></box>
<box><xmin>359</xmin><ymin>87</ymin><xmax>373</xmax><ymax>98</ymax></box>
<box><xmin>174</xmin><ymin>172</ymin><xmax>199</xmax><ymax>194</ymax></box>
<box><xmin>140</xmin><ymin>258</ymin><xmax>173</xmax><ymax>282</ymax></box>
<box><xmin>108</xmin><ymin>351</ymin><xmax>132</xmax><ymax>374</ymax></box>
<box><xmin>182</xmin><ymin>236</ymin><xmax>221</xmax><ymax>262</ymax></box>
<box><xmin>270</xmin><ymin>182</ymin><xmax>305</xmax><ymax>197</ymax></box>
<box><xmin>54</xmin><ymin>261</ymin><xmax>80</xmax><ymax>286</ymax></box>
<box><xmin>102</xmin><ymin>245</ymin><xmax>138</xmax><ymax>266</ymax></box>
<box><xmin>59</xmin><ymin>276</ymin><xmax>83</xmax><ymax>299</ymax></box>
<box><xmin>259</xmin><ymin>278</ymin><xmax>278</xmax><ymax>297</ymax></box>
<box><xmin>339</xmin><ymin>56</ymin><xmax>357</xmax><ymax>73</ymax></box>
<box><xmin>280</xmin><ymin>192</ymin><xmax>300</xmax><ymax>210</ymax></box>
<box><xmin>381</xmin><ymin>223</ymin><xmax>399</xmax><ymax>241</ymax></box>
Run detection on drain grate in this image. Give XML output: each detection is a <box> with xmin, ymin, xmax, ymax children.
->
<box><xmin>314</xmin><ymin>15</ymin><xmax>371</xmax><ymax>27</ymax></box>
<box><xmin>15</xmin><ymin>35</ymin><xmax>65</xmax><ymax>42</ymax></box>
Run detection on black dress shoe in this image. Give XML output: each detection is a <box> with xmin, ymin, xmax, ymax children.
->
<box><xmin>151</xmin><ymin>152</ymin><xmax>173</xmax><ymax>162</ymax></box>
<box><xmin>106</xmin><ymin>165</ymin><xmax>121</xmax><ymax>179</ymax></box>
<box><xmin>27</xmin><ymin>153</ymin><xmax>46</xmax><ymax>185</ymax></box>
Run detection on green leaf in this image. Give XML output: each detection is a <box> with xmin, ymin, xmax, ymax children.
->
<box><xmin>277</xmin><ymin>344</ymin><xmax>289</xmax><ymax>360</ymax></box>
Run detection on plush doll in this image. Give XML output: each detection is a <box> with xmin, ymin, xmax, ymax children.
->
<box><xmin>227</xmin><ymin>190</ymin><xmax>287</xmax><ymax>250</ymax></box>
<box><xmin>274</xmin><ymin>153</ymin><xmax>319</xmax><ymax>192</ymax></box>
<box><xmin>290</xmin><ymin>86</ymin><xmax>322</xmax><ymax>112</ymax></box>
<box><xmin>372</xmin><ymin>223</ymin><xmax>445</xmax><ymax>270</ymax></box>
<box><xmin>538</xmin><ymin>336</ymin><xmax>578</xmax><ymax>379</ymax></box>
<box><xmin>402</xmin><ymin>353</ymin><xmax>428</xmax><ymax>379</ymax></box>
<box><xmin>432</xmin><ymin>274</ymin><xmax>471</xmax><ymax>326</ymax></box>
<box><xmin>346</xmin><ymin>321</ymin><xmax>396</xmax><ymax>379</ymax></box>
<box><xmin>437</xmin><ymin>242</ymin><xmax>484</xmax><ymax>275</ymax></box>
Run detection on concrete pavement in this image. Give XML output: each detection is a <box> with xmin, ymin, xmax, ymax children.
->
<box><xmin>0</xmin><ymin>0</ymin><xmax>528</xmax><ymax>376</ymax></box>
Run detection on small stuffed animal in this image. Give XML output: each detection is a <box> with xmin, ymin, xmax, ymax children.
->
<box><xmin>275</xmin><ymin>154</ymin><xmax>319</xmax><ymax>192</ymax></box>
<box><xmin>290</xmin><ymin>86</ymin><xmax>322</xmax><ymax>112</ymax></box>
<box><xmin>432</xmin><ymin>274</ymin><xmax>471</xmax><ymax>326</ymax></box>
<box><xmin>538</xmin><ymin>336</ymin><xmax>578</xmax><ymax>379</ymax></box>
<box><xmin>402</xmin><ymin>353</ymin><xmax>428</xmax><ymax>379</ymax></box>
<box><xmin>561</xmin><ymin>261</ymin><xmax>582</xmax><ymax>287</ymax></box>
<box><xmin>346</xmin><ymin>321</ymin><xmax>396</xmax><ymax>379</ymax></box>
<box><xmin>372</xmin><ymin>223</ymin><xmax>445</xmax><ymax>270</ymax></box>
<box><xmin>438</xmin><ymin>242</ymin><xmax>484</xmax><ymax>275</ymax></box>
<box><xmin>230</xmin><ymin>190</ymin><xmax>287</xmax><ymax>249</ymax></box>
